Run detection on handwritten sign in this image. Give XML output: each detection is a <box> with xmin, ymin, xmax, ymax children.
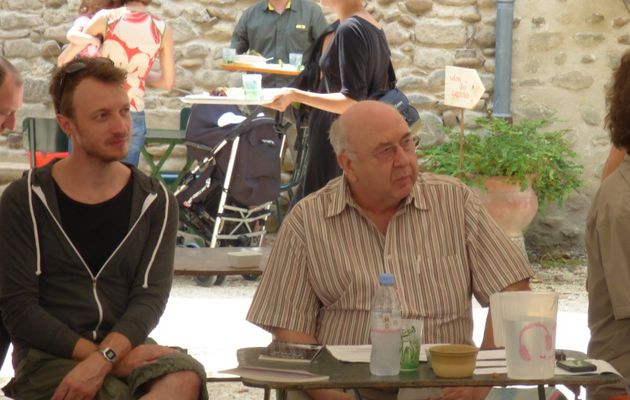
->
<box><xmin>444</xmin><ymin>66</ymin><xmax>486</xmax><ymax>109</ymax></box>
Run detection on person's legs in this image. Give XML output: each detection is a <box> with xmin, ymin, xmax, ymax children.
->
<box><xmin>139</xmin><ymin>370</ymin><xmax>201</xmax><ymax>400</ymax></box>
<box><xmin>124</xmin><ymin>111</ymin><xmax>147</xmax><ymax>166</ymax></box>
<box><xmin>127</xmin><ymin>350</ymin><xmax>208</xmax><ymax>400</ymax></box>
<box><xmin>3</xmin><ymin>349</ymin><xmax>132</xmax><ymax>400</ymax></box>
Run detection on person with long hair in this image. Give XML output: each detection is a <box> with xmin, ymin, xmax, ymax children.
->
<box><xmin>60</xmin><ymin>0</ymin><xmax>175</xmax><ymax>167</ymax></box>
<box><xmin>586</xmin><ymin>50</ymin><xmax>630</xmax><ymax>400</ymax></box>
<box><xmin>266</xmin><ymin>0</ymin><xmax>394</xmax><ymax>200</ymax></box>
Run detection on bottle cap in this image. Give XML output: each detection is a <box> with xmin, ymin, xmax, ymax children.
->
<box><xmin>379</xmin><ymin>273</ymin><xmax>395</xmax><ymax>286</ymax></box>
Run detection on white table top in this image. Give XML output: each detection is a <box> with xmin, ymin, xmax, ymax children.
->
<box><xmin>181</xmin><ymin>88</ymin><xmax>284</xmax><ymax>105</ymax></box>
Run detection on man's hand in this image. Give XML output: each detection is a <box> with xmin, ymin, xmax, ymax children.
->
<box><xmin>438</xmin><ymin>386</ymin><xmax>491</xmax><ymax>400</ymax></box>
<box><xmin>51</xmin><ymin>351</ymin><xmax>112</xmax><ymax>400</ymax></box>
<box><xmin>112</xmin><ymin>344</ymin><xmax>177</xmax><ymax>378</ymax></box>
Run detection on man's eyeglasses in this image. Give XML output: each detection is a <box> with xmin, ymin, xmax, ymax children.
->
<box><xmin>345</xmin><ymin>134</ymin><xmax>420</xmax><ymax>162</ymax></box>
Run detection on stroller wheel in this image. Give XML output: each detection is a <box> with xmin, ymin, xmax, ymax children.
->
<box><xmin>193</xmin><ymin>276</ymin><xmax>214</xmax><ymax>287</ymax></box>
<box><xmin>193</xmin><ymin>275</ymin><xmax>225</xmax><ymax>287</ymax></box>
<box><xmin>241</xmin><ymin>274</ymin><xmax>260</xmax><ymax>281</ymax></box>
<box><xmin>213</xmin><ymin>275</ymin><xmax>226</xmax><ymax>285</ymax></box>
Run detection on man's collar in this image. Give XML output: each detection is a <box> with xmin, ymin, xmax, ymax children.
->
<box><xmin>267</xmin><ymin>0</ymin><xmax>292</xmax><ymax>12</ymax></box>
<box><xmin>325</xmin><ymin>175</ymin><xmax>429</xmax><ymax>218</ymax></box>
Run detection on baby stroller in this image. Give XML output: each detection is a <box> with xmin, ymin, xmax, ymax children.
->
<box><xmin>174</xmin><ymin>104</ymin><xmax>285</xmax><ymax>251</ymax></box>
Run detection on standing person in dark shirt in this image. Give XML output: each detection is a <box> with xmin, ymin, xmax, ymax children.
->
<box><xmin>0</xmin><ymin>57</ymin><xmax>207</xmax><ymax>400</ymax></box>
<box><xmin>266</xmin><ymin>0</ymin><xmax>394</xmax><ymax>199</ymax></box>
<box><xmin>231</xmin><ymin>0</ymin><xmax>328</xmax><ymax>88</ymax></box>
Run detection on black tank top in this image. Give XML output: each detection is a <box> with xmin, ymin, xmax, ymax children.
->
<box><xmin>54</xmin><ymin>173</ymin><xmax>133</xmax><ymax>276</ymax></box>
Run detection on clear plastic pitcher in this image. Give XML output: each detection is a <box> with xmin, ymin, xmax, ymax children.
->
<box><xmin>490</xmin><ymin>291</ymin><xmax>559</xmax><ymax>379</ymax></box>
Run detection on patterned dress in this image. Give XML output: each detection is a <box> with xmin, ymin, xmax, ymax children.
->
<box><xmin>100</xmin><ymin>8</ymin><xmax>165</xmax><ymax>112</ymax></box>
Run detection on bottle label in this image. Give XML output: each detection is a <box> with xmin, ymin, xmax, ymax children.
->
<box><xmin>372</xmin><ymin>312</ymin><xmax>401</xmax><ymax>334</ymax></box>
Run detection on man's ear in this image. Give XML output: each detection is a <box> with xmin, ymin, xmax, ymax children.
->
<box><xmin>56</xmin><ymin>113</ymin><xmax>73</xmax><ymax>139</ymax></box>
<box><xmin>337</xmin><ymin>152</ymin><xmax>358</xmax><ymax>183</ymax></box>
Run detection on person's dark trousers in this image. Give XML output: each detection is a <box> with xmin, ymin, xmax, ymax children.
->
<box><xmin>0</xmin><ymin>317</ymin><xmax>10</xmax><ymax>368</ymax></box>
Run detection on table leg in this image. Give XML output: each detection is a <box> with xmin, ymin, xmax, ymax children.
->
<box><xmin>275</xmin><ymin>389</ymin><xmax>287</xmax><ymax>400</ymax></box>
<box><xmin>537</xmin><ymin>384</ymin><xmax>546</xmax><ymax>400</ymax></box>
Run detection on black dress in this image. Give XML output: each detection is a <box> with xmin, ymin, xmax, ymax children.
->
<box><xmin>299</xmin><ymin>16</ymin><xmax>392</xmax><ymax>199</ymax></box>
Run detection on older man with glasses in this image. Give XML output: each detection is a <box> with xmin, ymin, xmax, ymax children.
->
<box><xmin>0</xmin><ymin>57</ymin><xmax>207</xmax><ymax>400</ymax></box>
<box><xmin>247</xmin><ymin>101</ymin><xmax>534</xmax><ymax>400</ymax></box>
<box><xmin>0</xmin><ymin>57</ymin><xmax>23</xmax><ymax>133</ymax></box>
<box><xmin>0</xmin><ymin>56</ymin><xmax>24</xmax><ymax>371</ymax></box>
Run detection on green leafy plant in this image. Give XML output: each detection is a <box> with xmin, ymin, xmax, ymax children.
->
<box><xmin>420</xmin><ymin>117</ymin><xmax>583</xmax><ymax>208</ymax></box>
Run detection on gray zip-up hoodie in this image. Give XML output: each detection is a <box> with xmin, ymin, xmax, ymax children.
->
<box><xmin>0</xmin><ymin>161</ymin><xmax>178</xmax><ymax>367</ymax></box>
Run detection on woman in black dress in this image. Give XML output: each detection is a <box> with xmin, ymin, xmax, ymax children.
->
<box><xmin>267</xmin><ymin>0</ymin><xmax>393</xmax><ymax>199</ymax></box>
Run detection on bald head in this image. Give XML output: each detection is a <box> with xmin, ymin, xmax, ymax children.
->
<box><xmin>0</xmin><ymin>57</ymin><xmax>24</xmax><ymax>132</ymax></box>
<box><xmin>330</xmin><ymin>101</ymin><xmax>405</xmax><ymax>156</ymax></box>
<box><xmin>0</xmin><ymin>57</ymin><xmax>23</xmax><ymax>88</ymax></box>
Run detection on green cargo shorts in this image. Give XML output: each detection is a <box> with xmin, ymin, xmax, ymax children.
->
<box><xmin>3</xmin><ymin>346</ymin><xmax>209</xmax><ymax>400</ymax></box>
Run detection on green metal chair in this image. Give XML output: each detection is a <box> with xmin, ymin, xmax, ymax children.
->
<box><xmin>142</xmin><ymin>107</ymin><xmax>192</xmax><ymax>189</ymax></box>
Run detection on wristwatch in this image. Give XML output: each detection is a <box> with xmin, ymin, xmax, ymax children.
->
<box><xmin>99</xmin><ymin>347</ymin><xmax>117</xmax><ymax>363</ymax></box>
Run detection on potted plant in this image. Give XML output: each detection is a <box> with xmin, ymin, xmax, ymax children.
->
<box><xmin>421</xmin><ymin>116</ymin><xmax>583</xmax><ymax>249</ymax></box>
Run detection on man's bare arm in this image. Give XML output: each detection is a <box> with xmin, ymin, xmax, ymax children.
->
<box><xmin>481</xmin><ymin>278</ymin><xmax>531</xmax><ymax>350</ymax></box>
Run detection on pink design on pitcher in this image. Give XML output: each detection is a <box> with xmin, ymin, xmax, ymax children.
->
<box><xmin>518</xmin><ymin>322</ymin><xmax>555</xmax><ymax>361</ymax></box>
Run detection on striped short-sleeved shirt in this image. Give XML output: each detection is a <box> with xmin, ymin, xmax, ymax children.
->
<box><xmin>247</xmin><ymin>173</ymin><xmax>533</xmax><ymax>345</ymax></box>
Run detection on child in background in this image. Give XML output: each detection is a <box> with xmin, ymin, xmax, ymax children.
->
<box><xmin>57</xmin><ymin>0</ymin><xmax>119</xmax><ymax>66</ymax></box>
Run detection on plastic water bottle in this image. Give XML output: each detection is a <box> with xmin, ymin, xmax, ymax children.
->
<box><xmin>369</xmin><ymin>272</ymin><xmax>401</xmax><ymax>376</ymax></box>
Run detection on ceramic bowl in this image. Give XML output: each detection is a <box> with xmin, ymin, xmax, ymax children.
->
<box><xmin>428</xmin><ymin>344</ymin><xmax>478</xmax><ymax>378</ymax></box>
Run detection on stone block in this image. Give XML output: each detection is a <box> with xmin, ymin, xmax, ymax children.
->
<box><xmin>413</xmin><ymin>48</ymin><xmax>454</xmax><ymax>70</ymax></box>
<box><xmin>618</xmin><ymin>34</ymin><xmax>630</xmax><ymax>46</ymax></box>
<box><xmin>573</xmin><ymin>32</ymin><xmax>606</xmax><ymax>47</ymax></box>
<box><xmin>516</xmin><ymin>79</ymin><xmax>545</xmax><ymax>87</ymax></box>
<box><xmin>435</xmin><ymin>0</ymin><xmax>476</xmax><ymax>5</ymax></box>
<box><xmin>454</xmin><ymin>48</ymin><xmax>483</xmax><ymax>68</ymax></box>
<box><xmin>484</xmin><ymin>58</ymin><xmax>495</xmax><ymax>73</ymax></box>
<box><xmin>183</xmin><ymin>43</ymin><xmax>209</xmax><ymax>58</ymax></box>
<box><xmin>531</xmin><ymin>17</ymin><xmax>546</xmax><ymax>27</ymax></box>
<box><xmin>203</xmin><ymin>22</ymin><xmax>233</xmax><ymax>43</ymax></box>
<box><xmin>528</xmin><ymin>32</ymin><xmax>563</xmax><ymax>51</ymax></box>
<box><xmin>399</xmin><ymin>15</ymin><xmax>416</xmax><ymax>27</ymax></box>
<box><xmin>384</xmin><ymin>23</ymin><xmax>411</xmax><ymax>46</ymax></box>
<box><xmin>554</xmin><ymin>52</ymin><xmax>567</xmax><ymax>66</ymax></box>
<box><xmin>442</xmin><ymin>110</ymin><xmax>458</xmax><ymax>127</ymax></box>
<box><xmin>397</xmin><ymin>75</ymin><xmax>427</xmax><ymax>92</ymax></box>
<box><xmin>478</xmin><ymin>0</ymin><xmax>496</xmax><ymax>7</ymax></box>
<box><xmin>405</xmin><ymin>0</ymin><xmax>433</xmax><ymax>14</ymax></box>
<box><xmin>3</xmin><ymin>39</ymin><xmax>41</xmax><ymax>59</ymax></box>
<box><xmin>409</xmin><ymin>93</ymin><xmax>438</xmax><ymax>110</ymax></box>
<box><xmin>43</xmin><ymin>26</ymin><xmax>69</xmax><ymax>42</ymax></box>
<box><xmin>585</xmin><ymin>13</ymin><xmax>604</xmax><ymax>24</ymax></box>
<box><xmin>415</xmin><ymin>20</ymin><xmax>467</xmax><ymax>47</ymax></box>
<box><xmin>418</xmin><ymin>111</ymin><xmax>445</xmax><ymax>147</ymax></box>
<box><xmin>0</xmin><ymin>29</ymin><xmax>30</xmax><ymax>40</ymax></box>
<box><xmin>6</xmin><ymin>0</ymin><xmax>42</xmax><ymax>11</ymax></box>
<box><xmin>580</xmin><ymin>54</ymin><xmax>596</xmax><ymax>64</ymax></box>
<box><xmin>0</xmin><ymin>12</ymin><xmax>39</xmax><ymax>30</ymax></box>
<box><xmin>579</xmin><ymin>105</ymin><xmax>600</xmax><ymax>126</ymax></box>
<box><xmin>551</xmin><ymin>71</ymin><xmax>594</xmax><ymax>91</ymax></box>
<box><xmin>40</xmin><ymin>40</ymin><xmax>61</xmax><ymax>59</ymax></box>
<box><xmin>613</xmin><ymin>17</ymin><xmax>630</xmax><ymax>28</ymax></box>
<box><xmin>170</xmin><ymin>17</ymin><xmax>198</xmax><ymax>43</ymax></box>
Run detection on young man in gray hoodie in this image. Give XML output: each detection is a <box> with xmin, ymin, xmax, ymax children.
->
<box><xmin>0</xmin><ymin>57</ymin><xmax>207</xmax><ymax>400</ymax></box>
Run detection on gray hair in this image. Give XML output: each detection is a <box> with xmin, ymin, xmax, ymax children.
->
<box><xmin>329</xmin><ymin>117</ymin><xmax>350</xmax><ymax>156</ymax></box>
<box><xmin>0</xmin><ymin>56</ymin><xmax>23</xmax><ymax>88</ymax></box>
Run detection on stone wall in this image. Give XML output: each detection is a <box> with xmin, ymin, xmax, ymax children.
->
<box><xmin>511</xmin><ymin>0</ymin><xmax>629</xmax><ymax>251</ymax></box>
<box><xmin>1</xmin><ymin>0</ymin><xmax>629</xmax><ymax>251</ymax></box>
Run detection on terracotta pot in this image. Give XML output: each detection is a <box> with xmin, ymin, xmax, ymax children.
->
<box><xmin>472</xmin><ymin>176</ymin><xmax>539</xmax><ymax>238</ymax></box>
